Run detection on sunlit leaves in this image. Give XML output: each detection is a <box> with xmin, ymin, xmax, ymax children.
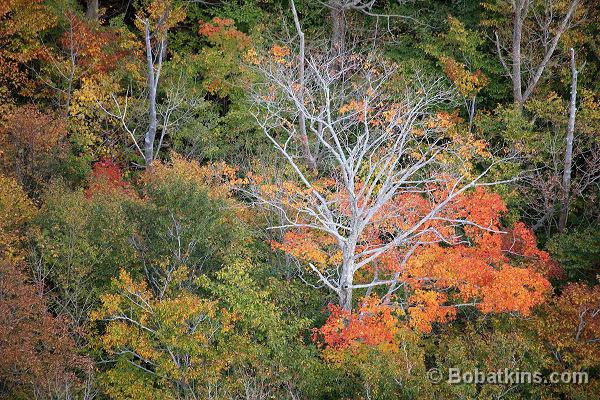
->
<box><xmin>0</xmin><ymin>0</ymin><xmax>55</xmax><ymax>96</ymax></box>
<box><xmin>0</xmin><ymin>174</ymin><xmax>36</xmax><ymax>261</ymax></box>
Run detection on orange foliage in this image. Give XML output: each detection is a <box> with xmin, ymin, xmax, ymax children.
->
<box><xmin>270</xmin><ymin>44</ymin><xmax>291</xmax><ymax>64</ymax></box>
<box><xmin>271</xmin><ymin>183</ymin><xmax>554</xmax><ymax>335</ymax></box>
<box><xmin>199</xmin><ymin>17</ymin><xmax>234</xmax><ymax>37</ymax></box>
<box><xmin>314</xmin><ymin>296</ymin><xmax>404</xmax><ymax>349</ymax></box>
<box><xmin>0</xmin><ymin>0</ymin><xmax>55</xmax><ymax>95</ymax></box>
<box><xmin>536</xmin><ymin>283</ymin><xmax>600</xmax><ymax>368</ymax></box>
<box><xmin>501</xmin><ymin>222</ymin><xmax>562</xmax><ymax>277</ymax></box>
<box><xmin>339</xmin><ymin>100</ymin><xmax>368</xmax><ymax>122</ymax></box>
<box><xmin>407</xmin><ymin>290</ymin><xmax>456</xmax><ymax>333</ymax></box>
<box><xmin>59</xmin><ymin>12</ymin><xmax>134</xmax><ymax>78</ymax></box>
<box><xmin>425</xmin><ymin>110</ymin><xmax>464</xmax><ymax>130</ymax></box>
<box><xmin>197</xmin><ymin>17</ymin><xmax>252</xmax><ymax>95</ymax></box>
<box><xmin>440</xmin><ymin>56</ymin><xmax>488</xmax><ymax>97</ymax></box>
<box><xmin>199</xmin><ymin>17</ymin><xmax>250</xmax><ymax>49</ymax></box>
<box><xmin>0</xmin><ymin>261</ymin><xmax>91</xmax><ymax>396</ymax></box>
<box><xmin>272</xmin><ymin>229</ymin><xmax>341</xmax><ymax>268</ymax></box>
<box><xmin>140</xmin><ymin>0</ymin><xmax>185</xmax><ymax>37</ymax></box>
<box><xmin>145</xmin><ymin>154</ymin><xmax>247</xmax><ymax>200</ymax></box>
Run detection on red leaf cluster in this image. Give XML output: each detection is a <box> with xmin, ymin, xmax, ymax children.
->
<box><xmin>85</xmin><ymin>158</ymin><xmax>131</xmax><ymax>198</ymax></box>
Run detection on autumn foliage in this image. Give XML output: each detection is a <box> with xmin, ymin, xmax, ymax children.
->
<box><xmin>0</xmin><ymin>174</ymin><xmax>36</xmax><ymax>261</ymax></box>
<box><xmin>198</xmin><ymin>17</ymin><xmax>252</xmax><ymax>96</ymax></box>
<box><xmin>537</xmin><ymin>282</ymin><xmax>600</xmax><ymax>368</ymax></box>
<box><xmin>85</xmin><ymin>158</ymin><xmax>131</xmax><ymax>198</ymax></box>
<box><xmin>0</xmin><ymin>0</ymin><xmax>598</xmax><ymax>399</ymax></box>
<box><xmin>59</xmin><ymin>12</ymin><xmax>134</xmax><ymax>78</ymax></box>
<box><xmin>0</xmin><ymin>261</ymin><xmax>91</xmax><ymax>397</ymax></box>
<box><xmin>314</xmin><ymin>297</ymin><xmax>405</xmax><ymax>350</ymax></box>
<box><xmin>274</xmin><ymin>186</ymin><xmax>554</xmax><ymax>335</ymax></box>
<box><xmin>0</xmin><ymin>105</ymin><xmax>67</xmax><ymax>193</ymax></box>
<box><xmin>0</xmin><ymin>0</ymin><xmax>55</xmax><ymax>95</ymax></box>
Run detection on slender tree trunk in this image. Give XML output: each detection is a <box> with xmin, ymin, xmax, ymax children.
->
<box><xmin>510</xmin><ymin>0</ymin><xmax>580</xmax><ymax>107</ymax></box>
<box><xmin>330</xmin><ymin>4</ymin><xmax>346</xmax><ymax>67</ymax></box>
<box><xmin>559</xmin><ymin>48</ymin><xmax>578</xmax><ymax>233</ymax></box>
<box><xmin>143</xmin><ymin>19</ymin><xmax>161</xmax><ymax>166</ymax></box>
<box><xmin>86</xmin><ymin>0</ymin><xmax>98</xmax><ymax>20</ymax></box>
<box><xmin>521</xmin><ymin>0</ymin><xmax>580</xmax><ymax>103</ymax></box>
<box><xmin>468</xmin><ymin>96</ymin><xmax>476</xmax><ymax>134</ymax></box>
<box><xmin>65</xmin><ymin>22</ymin><xmax>76</xmax><ymax>117</ymax></box>
<box><xmin>511</xmin><ymin>0</ymin><xmax>525</xmax><ymax>107</ymax></box>
<box><xmin>291</xmin><ymin>0</ymin><xmax>317</xmax><ymax>170</ymax></box>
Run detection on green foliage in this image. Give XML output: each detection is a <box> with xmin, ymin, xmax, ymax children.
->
<box><xmin>422</xmin><ymin>15</ymin><xmax>506</xmax><ymax>103</ymax></box>
<box><xmin>132</xmin><ymin>163</ymin><xmax>248</xmax><ymax>275</ymax></box>
<box><xmin>547</xmin><ymin>226</ymin><xmax>600</xmax><ymax>283</ymax></box>
<box><xmin>92</xmin><ymin>256</ymin><xmax>318</xmax><ymax>399</ymax></box>
<box><xmin>478</xmin><ymin>104</ymin><xmax>537</xmax><ymax>153</ymax></box>
<box><xmin>33</xmin><ymin>180</ymin><xmax>136</xmax><ymax>321</ymax></box>
<box><xmin>430</xmin><ymin>317</ymin><xmax>548</xmax><ymax>399</ymax></box>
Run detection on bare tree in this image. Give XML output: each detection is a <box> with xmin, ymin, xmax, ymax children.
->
<box><xmin>519</xmin><ymin>54</ymin><xmax>600</xmax><ymax>234</ymax></box>
<box><xmin>558</xmin><ymin>48</ymin><xmax>580</xmax><ymax>232</ymax></box>
<box><xmin>291</xmin><ymin>0</ymin><xmax>317</xmax><ymax>170</ymax></box>
<box><xmin>140</xmin><ymin>17</ymin><xmax>164</xmax><ymax>166</ymax></box>
<box><xmin>97</xmin><ymin>6</ymin><xmax>198</xmax><ymax>167</ymax></box>
<box><xmin>494</xmin><ymin>0</ymin><xmax>580</xmax><ymax>107</ymax></box>
<box><xmin>251</xmin><ymin>27</ymin><xmax>514</xmax><ymax>310</ymax></box>
<box><xmin>289</xmin><ymin>0</ymin><xmax>421</xmax><ymax>168</ymax></box>
<box><xmin>95</xmin><ymin>15</ymin><xmax>166</xmax><ymax>166</ymax></box>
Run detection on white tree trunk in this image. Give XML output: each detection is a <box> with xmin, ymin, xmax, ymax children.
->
<box><xmin>559</xmin><ymin>48</ymin><xmax>578</xmax><ymax>233</ymax></box>
<box><xmin>339</xmin><ymin>255</ymin><xmax>354</xmax><ymax>311</ymax></box>
<box><xmin>142</xmin><ymin>19</ymin><xmax>164</xmax><ymax>166</ymax></box>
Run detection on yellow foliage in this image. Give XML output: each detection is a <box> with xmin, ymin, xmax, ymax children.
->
<box><xmin>0</xmin><ymin>174</ymin><xmax>36</xmax><ymax>261</ymax></box>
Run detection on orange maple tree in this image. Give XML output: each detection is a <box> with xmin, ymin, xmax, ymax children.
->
<box><xmin>314</xmin><ymin>296</ymin><xmax>404</xmax><ymax>350</ymax></box>
<box><xmin>197</xmin><ymin>17</ymin><xmax>252</xmax><ymax>96</ymax></box>
<box><xmin>275</xmin><ymin>184</ymin><xmax>555</xmax><ymax>339</ymax></box>
<box><xmin>0</xmin><ymin>104</ymin><xmax>67</xmax><ymax>194</ymax></box>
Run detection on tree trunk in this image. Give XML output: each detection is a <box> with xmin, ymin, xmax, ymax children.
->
<box><xmin>86</xmin><ymin>0</ymin><xmax>98</xmax><ymax>20</ymax></box>
<box><xmin>339</xmin><ymin>253</ymin><xmax>354</xmax><ymax>311</ymax></box>
<box><xmin>143</xmin><ymin>19</ymin><xmax>161</xmax><ymax>166</ymax></box>
<box><xmin>521</xmin><ymin>0</ymin><xmax>580</xmax><ymax>104</ymax></box>
<box><xmin>330</xmin><ymin>4</ymin><xmax>346</xmax><ymax>65</ymax></box>
<box><xmin>559</xmin><ymin>48</ymin><xmax>578</xmax><ymax>233</ymax></box>
<box><xmin>511</xmin><ymin>0</ymin><xmax>524</xmax><ymax>107</ymax></box>
<box><xmin>467</xmin><ymin>96</ymin><xmax>476</xmax><ymax>134</ymax></box>
<box><xmin>510</xmin><ymin>0</ymin><xmax>580</xmax><ymax>107</ymax></box>
<box><xmin>291</xmin><ymin>0</ymin><xmax>317</xmax><ymax>171</ymax></box>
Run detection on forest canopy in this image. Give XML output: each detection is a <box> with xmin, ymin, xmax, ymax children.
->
<box><xmin>0</xmin><ymin>0</ymin><xmax>598</xmax><ymax>399</ymax></box>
